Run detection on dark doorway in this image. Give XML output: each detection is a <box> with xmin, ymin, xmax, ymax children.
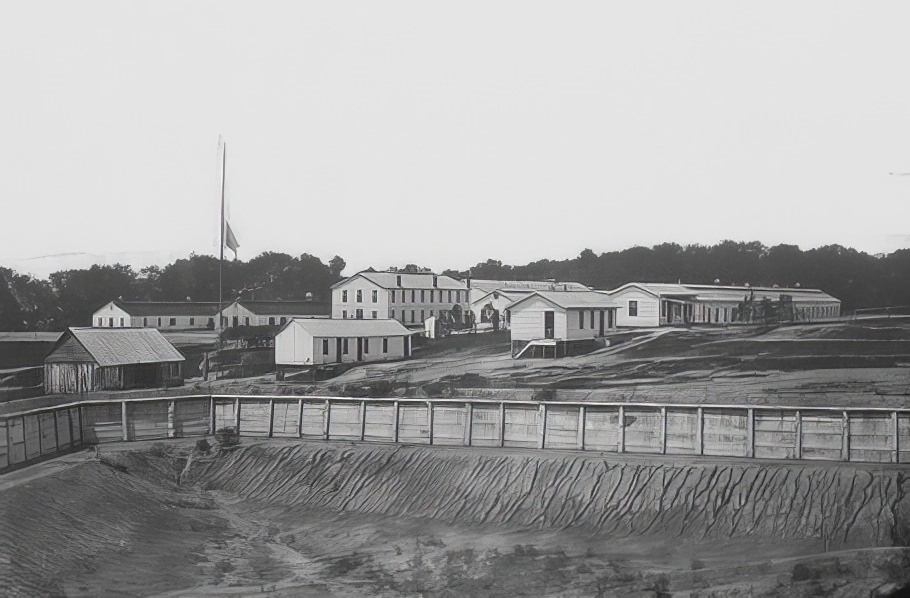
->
<box><xmin>336</xmin><ymin>338</ymin><xmax>342</xmax><ymax>363</ymax></box>
<box><xmin>357</xmin><ymin>337</ymin><xmax>363</xmax><ymax>361</ymax></box>
<box><xmin>544</xmin><ymin>311</ymin><xmax>555</xmax><ymax>339</ymax></box>
<box><xmin>232</xmin><ymin>316</ymin><xmax>239</xmax><ymax>327</ymax></box>
<box><xmin>608</xmin><ymin>309</ymin><xmax>614</xmax><ymax>328</ymax></box>
<box><xmin>599</xmin><ymin>311</ymin><xmax>605</xmax><ymax>336</ymax></box>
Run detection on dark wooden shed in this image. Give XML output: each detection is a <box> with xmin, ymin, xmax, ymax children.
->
<box><xmin>44</xmin><ymin>327</ymin><xmax>185</xmax><ymax>394</ymax></box>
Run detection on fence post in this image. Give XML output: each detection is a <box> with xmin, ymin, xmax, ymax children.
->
<box><xmin>464</xmin><ymin>402</ymin><xmax>473</xmax><ymax>447</ymax></box>
<box><xmin>360</xmin><ymin>400</ymin><xmax>367</xmax><ymax>441</ymax></box>
<box><xmin>78</xmin><ymin>405</ymin><xmax>85</xmax><ymax>447</ymax></box>
<box><xmin>499</xmin><ymin>402</ymin><xmax>506</xmax><ymax>448</ymax></box>
<box><xmin>746</xmin><ymin>408</ymin><xmax>754</xmax><ymax>458</ymax></box>
<box><xmin>842</xmin><ymin>411</ymin><xmax>850</xmax><ymax>462</ymax></box>
<box><xmin>393</xmin><ymin>401</ymin><xmax>400</xmax><ymax>443</ymax></box>
<box><xmin>577</xmin><ymin>406</ymin><xmax>586</xmax><ymax>451</ymax></box>
<box><xmin>660</xmin><ymin>407</ymin><xmax>667</xmax><ymax>454</ymax></box>
<box><xmin>427</xmin><ymin>401</ymin><xmax>434</xmax><ymax>445</ymax></box>
<box><xmin>210</xmin><ymin>397</ymin><xmax>216</xmax><ymax>435</ymax></box>
<box><xmin>268</xmin><ymin>399</ymin><xmax>275</xmax><ymax>438</ymax></box>
<box><xmin>121</xmin><ymin>401</ymin><xmax>129</xmax><ymax>442</ymax></box>
<box><xmin>696</xmin><ymin>407</ymin><xmax>703</xmax><ymax>455</ymax></box>
<box><xmin>893</xmin><ymin>411</ymin><xmax>900</xmax><ymax>464</ymax></box>
<box><xmin>538</xmin><ymin>404</ymin><xmax>547</xmax><ymax>449</ymax></box>
<box><xmin>53</xmin><ymin>409</ymin><xmax>60</xmax><ymax>452</ymax></box>
<box><xmin>297</xmin><ymin>398</ymin><xmax>303</xmax><ymax>438</ymax></box>
<box><xmin>795</xmin><ymin>410</ymin><xmax>802</xmax><ymax>460</ymax></box>
<box><xmin>323</xmin><ymin>400</ymin><xmax>330</xmax><ymax>440</ymax></box>
<box><xmin>234</xmin><ymin>397</ymin><xmax>241</xmax><ymax>434</ymax></box>
<box><xmin>168</xmin><ymin>400</ymin><xmax>176</xmax><ymax>438</ymax></box>
<box><xmin>618</xmin><ymin>406</ymin><xmax>625</xmax><ymax>453</ymax></box>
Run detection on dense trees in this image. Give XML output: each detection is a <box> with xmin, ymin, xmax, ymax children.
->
<box><xmin>1</xmin><ymin>241</ymin><xmax>909</xmax><ymax>331</ymax></box>
<box><xmin>1</xmin><ymin>253</ymin><xmax>344</xmax><ymax>329</ymax></box>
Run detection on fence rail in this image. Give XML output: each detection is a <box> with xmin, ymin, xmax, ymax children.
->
<box><xmin>2</xmin><ymin>394</ymin><xmax>909</xmax><ymax>473</ymax></box>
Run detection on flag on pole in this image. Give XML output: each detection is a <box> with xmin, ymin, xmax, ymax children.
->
<box><xmin>224</xmin><ymin>219</ymin><xmax>239</xmax><ymax>258</ymax></box>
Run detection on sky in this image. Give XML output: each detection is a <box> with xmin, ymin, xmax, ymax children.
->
<box><xmin>3</xmin><ymin>1</ymin><xmax>910</xmax><ymax>278</ymax></box>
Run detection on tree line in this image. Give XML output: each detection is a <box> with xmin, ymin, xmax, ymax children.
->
<box><xmin>1</xmin><ymin>241</ymin><xmax>908</xmax><ymax>331</ymax></box>
<box><xmin>0</xmin><ymin>252</ymin><xmax>346</xmax><ymax>331</ymax></box>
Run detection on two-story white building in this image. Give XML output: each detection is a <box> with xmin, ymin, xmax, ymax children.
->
<box><xmin>331</xmin><ymin>271</ymin><xmax>470</xmax><ymax>328</ymax></box>
<box><xmin>505</xmin><ymin>290</ymin><xmax>619</xmax><ymax>358</ymax></box>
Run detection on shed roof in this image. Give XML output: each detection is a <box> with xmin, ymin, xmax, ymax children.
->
<box><xmin>469</xmin><ymin>279</ymin><xmax>590</xmax><ymax>293</ymax></box>
<box><xmin>46</xmin><ymin>327</ymin><xmax>185</xmax><ymax>366</ymax></box>
<box><xmin>233</xmin><ymin>300</ymin><xmax>331</xmax><ymax>316</ymax></box>
<box><xmin>102</xmin><ymin>300</ymin><xmax>222</xmax><ymax>317</ymax></box>
<box><xmin>607</xmin><ymin>282</ymin><xmax>840</xmax><ymax>304</ymax></box>
<box><xmin>281</xmin><ymin>318</ymin><xmax>416</xmax><ymax>337</ymax></box>
<box><xmin>607</xmin><ymin>283</ymin><xmax>699</xmax><ymax>298</ymax></box>
<box><xmin>506</xmin><ymin>290</ymin><xmax>618</xmax><ymax>311</ymax></box>
<box><xmin>332</xmin><ymin>271</ymin><xmax>467</xmax><ymax>290</ymax></box>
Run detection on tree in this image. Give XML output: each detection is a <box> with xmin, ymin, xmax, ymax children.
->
<box><xmin>49</xmin><ymin>264</ymin><xmax>137</xmax><ymax>327</ymax></box>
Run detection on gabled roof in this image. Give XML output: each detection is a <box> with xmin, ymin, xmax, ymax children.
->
<box><xmin>331</xmin><ymin>271</ymin><xmax>467</xmax><ymax>290</ymax></box>
<box><xmin>469</xmin><ymin>279</ymin><xmax>590</xmax><ymax>293</ymax></box>
<box><xmin>46</xmin><ymin>327</ymin><xmax>184</xmax><ymax>366</ymax></box>
<box><xmin>233</xmin><ymin>300</ymin><xmax>331</xmax><ymax>316</ymax></box>
<box><xmin>279</xmin><ymin>317</ymin><xmax>416</xmax><ymax>337</ymax></box>
<box><xmin>505</xmin><ymin>290</ymin><xmax>618</xmax><ymax>311</ymax></box>
<box><xmin>100</xmin><ymin>300</ymin><xmax>222</xmax><ymax>317</ymax></box>
<box><xmin>470</xmin><ymin>289</ymin><xmax>532</xmax><ymax>306</ymax></box>
<box><xmin>606</xmin><ymin>283</ymin><xmax>699</xmax><ymax>298</ymax></box>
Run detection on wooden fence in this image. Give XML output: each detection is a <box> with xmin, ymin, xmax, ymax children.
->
<box><xmin>2</xmin><ymin>394</ymin><xmax>910</xmax><ymax>473</ymax></box>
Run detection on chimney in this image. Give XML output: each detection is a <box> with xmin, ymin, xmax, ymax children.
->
<box><xmin>433</xmin><ymin>275</ymin><xmax>438</xmax><ymax>288</ymax></box>
<box><xmin>396</xmin><ymin>275</ymin><xmax>402</xmax><ymax>287</ymax></box>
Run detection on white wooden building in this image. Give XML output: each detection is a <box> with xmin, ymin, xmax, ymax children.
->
<box><xmin>92</xmin><ymin>300</ymin><xmax>221</xmax><ymax>330</ymax></box>
<box><xmin>275</xmin><ymin>318</ymin><xmax>415</xmax><ymax>375</ymax></box>
<box><xmin>466</xmin><ymin>280</ymin><xmax>590</xmax><ymax>330</ymax></box>
<box><xmin>607</xmin><ymin>282</ymin><xmax>842</xmax><ymax>327</ymax></box>
<box><xmin>505</xmin><ymin>291</ymin><xmax>619</xmax><ymax>358</ymax></box>
<box><xmin>331</xmin><ymin>271</ymin><xmax>469</xmax><ymax>328</ymax></box>
<box><xmin>219</xmin><ymin>299</ymin><xmax>331</xmax><ymax>328</ymax></box>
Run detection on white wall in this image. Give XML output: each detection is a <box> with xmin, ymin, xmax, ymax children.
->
<box><xmin>92</xmin><ymin>302</ymin><xmax>133</xmax><ymax>328</ymax></box>
<box><xmin>611</xmin><ymin>288</ymin><xmax>661</xmax><ymax>327</ymax></box>
<box><xmin>509</xmin><ymin>296</ymin><xmax>568</xmax><ymax>342</ymax></box>
<box><xmin>276</xmin><ymin>325</ymin><xmax>408</xmax><ymax>365</ymax></box>
<box><xmin>332</xmin><ymin>278</ymin><xmax>390</xmax><ymax>320</ymax></box>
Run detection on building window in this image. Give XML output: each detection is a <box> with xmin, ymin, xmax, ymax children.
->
<box><xmin>391</xmin><ymin>291</ymin><xmax>395</xmax><ymax>304</ymax></box>
<box><xmin>108</xmin><ymin>318</ymin><xmax>114</xmax><ymax>327</ymax></box>
<box><xmin>421</xmin><ymin>290</ymin><xmax>425</xmax><ymax>302</ymax></box>
<box><xmin>208</xmin><ymin>317</ymin><xmax>214</xmax><ymax>327</ymax></box>
<box><xmin>420</xmin><ymin>309</ymin><xmax>424</xmax><ymax>321</ymax></box>
<box><xmin>391</xmin><ymin>309</ymin><xmax>395</xmax><ymax>319</ymax></box>
<box><xmin>429</xmin><ymin>310</ymin><xmax>434</xmax><ymax>317</ymax></box>
<box><xmin>579</xmin><ymin>311</ymin><xmax>584</xmax><ymax>328</ymax></box>
<box><xmin>714</xmin><ymin>308</ymin><xmax>719</xmax><ymax>323</ymax></box>
<box><xmin>323</xmin><ymin>339</ymin><xmax>329</xmax><ymax>355</ymax></box>
<box><xmin>189</xmin><ymin>317</ymin><xmax>195</xmax><ymax>326</ymax></box>
<box><xmin>629</xmin><ymin>301</ymin><xmax>638</xmax><ymax>317</ymax></box>
<box><xmin>382</xmin><ymin>338</ymin><xmax>388</xmax><ymax>353</ymax></box>
<box><xmin>372</xmin><ymin>290</ymin><xmax>378</xmax><ymax>303</ymax></box>
<box><xmin>356</xmin><ymin>290</ymin><xmax>363</xmax><ymax>302</ymax></box>
<box><xmin>244</xmin><ymin>317</ymin><xmax>250</xmax><ymax>326</ymax></box>
<box><xmin>342</xmin><ymin>290</ymin><xmax>348</xmax><ymax>302</ymax></box>
<box><xmin>158</xmin><ymin>317</ymin><xmax>162</xmax><ymax>326</ymax></box>
<box><xmin>343</xmin><ymin>338</ymin><xmax>349</xmax><ymax>354</ymax></box>
<box><xmin>269</xmin><ymin>317</ymin><xmax>275</xmax><ymax>325</ymax></box>
<box><xmin>119</xmin><ymin>317</ymin><xmax>124</xmax><ymax>327</ymax></box>
<box><xmin>429</xmin><ymin>290</ymin><xmax>434</xmax><ymax>303</ymax></box>
<box><xmin>342</xmin><ymin>310</ymin><xmax>348</xmax><ymax>319</ymax></box>
<box><xmin>372</xmin><ymin>311</ymin><xmax>378</xmax><ymax>319</ymax></box>
<box><xmin>143</xmin><ymin>317</ymin><xmax>147</xmax><ymax>327</ymax></box>
<box><xmin>356</xmin><ymin>308</ymin><xmax>363</xmax><ymax>319</ymax></box>
<box><xmin>363</xmin><ymin>338</ymin><xmax>369</xmax><ymax>352</ymax></box>
<box><xmin>448</xmin><ymin>290</ymin><xmax>452</xmax><ymax>303</ymax></box>
<box><xmin>169</xmin><ymin>318</ymin><xmax>176</xmax><ymax>326</ymax></box>
<box><xmin>410</xmin><ymin>310</ymin><xmax>415</xmax><ymax>323</ymax></box>
<box><xmin>97</xmin><ymin>317</ymin><xmax>102</xmax><ymax>326</ymax></box>
<box><xmin>591</xmin><ymin>310</ymin><xmax>595</xmax><ymax>329</ymax></box>
<box><xmin>411</xmin><ymin>290</ymin><xmax>415</xmax><ymax>302</ymax></box>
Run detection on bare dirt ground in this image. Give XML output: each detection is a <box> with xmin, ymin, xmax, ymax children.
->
<box><xmin>187</xmin><ymin>320</ymin><xmax>910</xmax><ymax>409</ymax></box>
<box><xmin>3</xmin><ymin>440</ymin><xmax>910</xmax><ymax>597</ymax></box>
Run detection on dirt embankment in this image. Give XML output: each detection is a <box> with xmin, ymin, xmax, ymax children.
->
<box><xmin>4</xmin><ymin>442</ymin><xmax>910</xmax><ymax>596</ymax></box>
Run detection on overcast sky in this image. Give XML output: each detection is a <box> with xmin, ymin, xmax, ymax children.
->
<box><xmin>3</xmin><ymin>1</ymin><xmax>910</xmax><ymax>277</ymax></box>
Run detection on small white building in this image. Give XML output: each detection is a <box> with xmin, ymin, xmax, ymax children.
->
<box><xmin>505</xmin><ymin>291</ymin><xmax>619</xmax><ymax>358</ymax></box>
<box><xmin>331</xmin><ymin>271</ymin><xmax>469</xmax><ymax>328</ymax></box>
<box><xmin>92</xmin><ymin>300</ymin><xmax>221</xmax><ymax>330</ymax></box>
<box><xmin>607</xmin><ymin>282</ymin><xmax>843</xmax><ymax>327</ymax></box>
<box><xmin>219</xmin><ymin>300</ymin><xmax>331</xmax><ymax>328</ymax></box>
<box><xmin>468</xmin><ymin>289</ymin><xmax>529</xmax><ymax>330</ymax></box>
<box><xmin>275</xmin><ymin>318</ymin><xmax>415</xmax><ymax>374</ymax></box>
<box><xmin>466</xmin><ymin>280</ymin><xmax>590</xmax><ymax>330</ymax></box>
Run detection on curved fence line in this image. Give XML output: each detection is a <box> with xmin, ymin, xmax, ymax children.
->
<box><xmin>2</xmin><ymin>394</ymin><xmax>909</xmax><ymax>473</ymax></box>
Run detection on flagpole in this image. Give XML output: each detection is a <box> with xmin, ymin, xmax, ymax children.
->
<box><xmin>218</xmin><ymin>140</ymin><xmax>226</xmax><ymax>347</ymax></box>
